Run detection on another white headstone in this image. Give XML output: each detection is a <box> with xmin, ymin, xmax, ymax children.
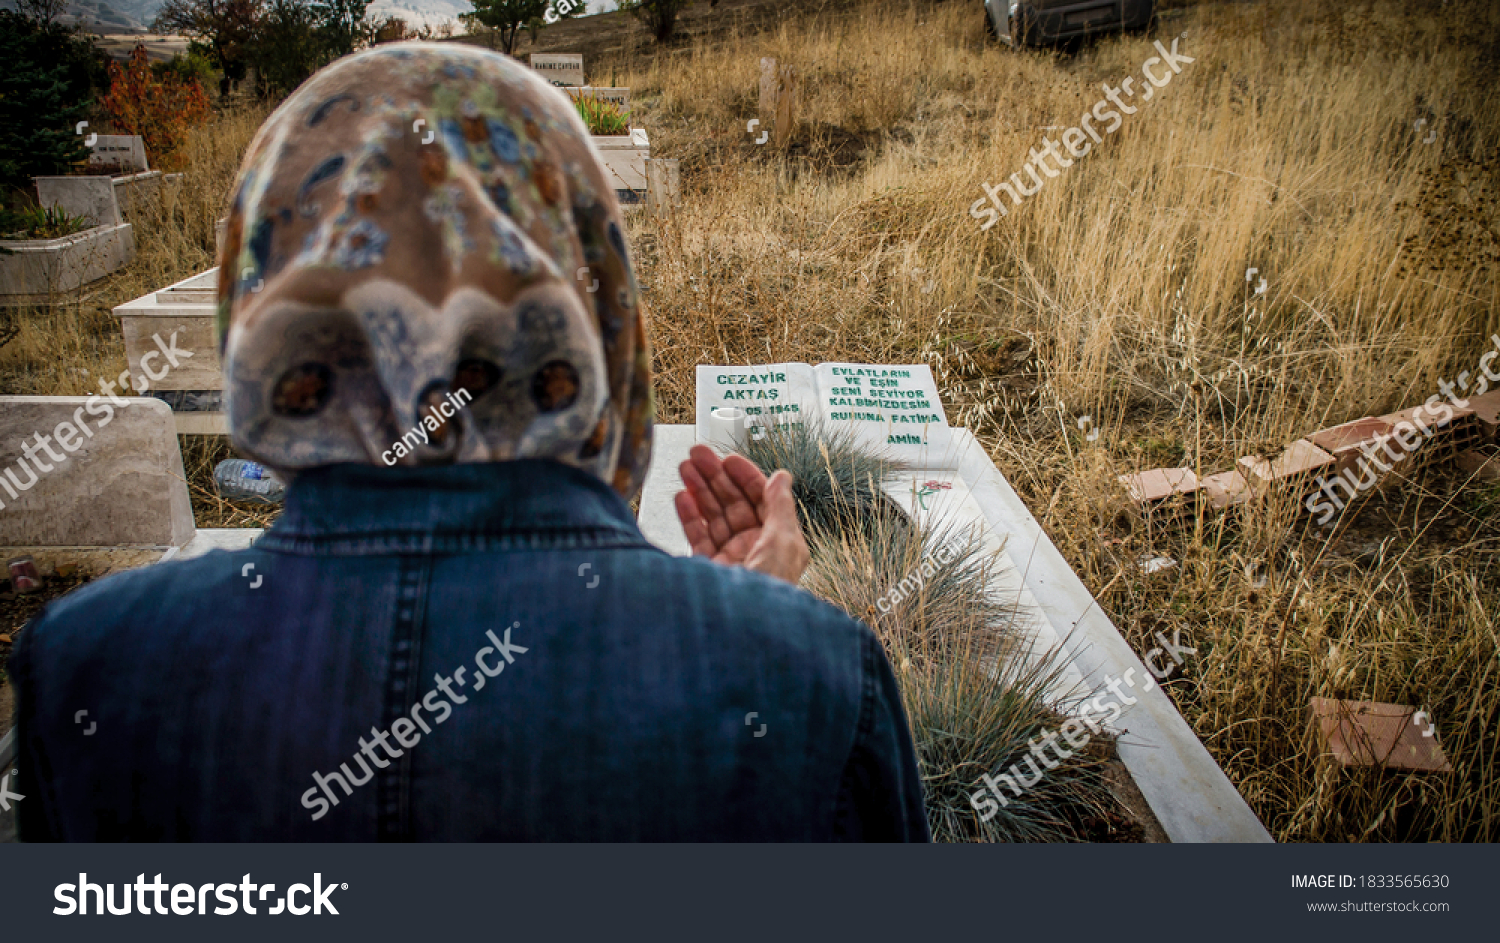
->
<box><xmin>88</xmin><ymin>134</ymin><xmax>149</xmax><ymax>173</ymax></box>
<box><xmin>0</xmin><ymin>396</ymin><xmax>195</xmax><ymax>547</ymax></box>
<box><xmin>530</xmin><ymin>53</ymin><xmax>585</xmax><ymax>87</ymax></box>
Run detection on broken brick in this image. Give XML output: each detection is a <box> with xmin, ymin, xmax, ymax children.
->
<box><xmin>1308</xmin><ymin>697</ymin><xmax>1451</xmax><ymax>772</ymax></box>
<box><xmin>1381</xmin><ymin>401</ymin><xmax>1482</xmax><ymax>464</ymax></box>
<box><xmin>1237</xmin><ymin>439</ymin><xmax>1334</xmax><ymax>493</ymax></box>
<box><xmin>1200</xmin><ymin>469</ymin><xmax>1251</xmax><ymax>509</ymax></box>
<box><xmin>1456</xmin><ymin>448</ymin><xmax>1500</xmax><ymax>482</ymax></box>
<box><xmin>1467</xmin><ymin>389</ymin><xmax>1500</xmax><ymax>444</ymax></box>
<box><xmin>1118</xmin><ymin>467</ymin><xmax>1199</xmax><ymax>505</ymax></box>
<box><xmin>1308</xmin><ymin>417</ymin><xmax>1394</xmax><ymax>475</ymax></box>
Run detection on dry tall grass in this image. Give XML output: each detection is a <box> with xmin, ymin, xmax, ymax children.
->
<box><xmin>4</xmin><ymin>0</ymin><xmax>1497</xmax><ymax>840</ymax></box>
<box><xmin>607</xmin><ymin>0</ymin><xmax>1500</xmax><ymax>840</ymax></box>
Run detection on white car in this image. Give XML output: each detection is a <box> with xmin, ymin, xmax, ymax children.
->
<box><xmin>985</xmin><ymin>0</ymin><xmax>1156</xmax><ymax>47</ymax></box>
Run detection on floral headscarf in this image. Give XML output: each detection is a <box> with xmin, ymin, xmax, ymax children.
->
<box><xmin>216</xmin><ymin>42</ymin><xmax>654</xmax><ymax>500</ymax></box>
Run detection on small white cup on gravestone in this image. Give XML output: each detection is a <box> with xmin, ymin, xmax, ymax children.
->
<box><xmin>707</xmin><ymin>407</ymin><xmax>747</xmax><ymax>453</ymax></box>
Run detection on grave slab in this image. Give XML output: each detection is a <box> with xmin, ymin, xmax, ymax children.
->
<box><xmin>0</xmin><ymin>396</ymin><xmax>194</xmax><ymax>548</ymax></box>
<box><xmin>0</xmin><ymin>223</ymin><xmax>135</xmax><ymax>299</ymax></box>
<box><xmin>594</xmin><ymin>130</ymin><xmax>650</xmax><ymax>193</ymax></box>
<box><xmin>113</xmin><ymin>267</ymin><xmax>226</xmax><ymax>434</ymax></box>
<box><xmin>638</xmin><ymin>423</ymin><xmax>1272</xmax><ymax>842</ymax></box>
<box><xmin>34</xmin><ymin>176</ymin><xmax>123</xmax><ymax>227</ymax></box>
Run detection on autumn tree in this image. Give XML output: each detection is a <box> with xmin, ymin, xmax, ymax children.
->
<box><xmin>101</xmin><ymin>46</ymin><xmax>211</xmax><ymax>171</ymax></box>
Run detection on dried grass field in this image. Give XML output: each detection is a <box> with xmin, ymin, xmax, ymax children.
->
<box><xmin>2</xmin><ymin>0</ymin><xmax>1497</xmax><ymax>840</ymax></box>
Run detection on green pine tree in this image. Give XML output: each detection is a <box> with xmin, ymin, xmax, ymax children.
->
<box><xmin>0</xmin><ymin>11</ymin><xmax>97</xmax><ymax>198</ymax></box>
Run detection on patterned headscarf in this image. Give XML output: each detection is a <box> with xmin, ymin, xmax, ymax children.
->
<box><xmin>216</xmin><ymin>42</ymin><xmax>654</xmax><ymax>500</ymax></box>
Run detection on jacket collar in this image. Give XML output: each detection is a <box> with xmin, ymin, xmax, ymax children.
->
<box><xmin>257</xmin><ymin>460</ymin><xmax>653</xmax><ymax>553</ymax></box>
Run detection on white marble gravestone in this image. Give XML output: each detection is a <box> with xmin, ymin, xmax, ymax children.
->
<box><xmin>694</xmin><ymin>362</ymin><xmax>956</xmax><ymax>467</ymax></box>
<box><xmin>88</xmin><ymin>135</ymin><xmax>149</xmax><ymax>173</ymax></box>
<box><xmin>530</xmin><ymin>54</ymin><xmax>584</xmax><ymax>87</ymax></box>
<box><xmin>0</xmin><ymin>396</ymin><xmax>194</xmax><ymax>547</ymax></box>
<box><xmin>34</xmin><ymin>176</ymin><xmax>121</xmax><ymax>227</ymax></box>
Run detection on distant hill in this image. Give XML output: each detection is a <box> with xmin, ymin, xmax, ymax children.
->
<box><xmin>0</xmin><ymin>0</ymin><xmax>618</xmax><ymax>32</ymax></box>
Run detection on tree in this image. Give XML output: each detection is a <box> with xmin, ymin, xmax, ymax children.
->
<box><xmin>0</xmin><ymin>10</ymin><xmax>101</xmax><ymax>196</ymax></box>
<box><xmin>618</xmin><ymin>0</ymin><xmax>702</xmax><ymax>43</ymax></box>
<box><xmin>101</xmin><ymin>45</ymin><xmax>211</xmax><ymax>171</ymax></box>
<box><xmin>15</xmin><ymin>0</ymin><xmax>68</xmax><ymax>28</ymax></box>
<box><xmin>311</xmin><ymin>0</ymin><xmax>373</xmax><ymax>57</ymax></box>
<box><xmin>153</xmin><ymin>0</ymin><xmax>264</xmax><ymax>95</ymax></box>
<box><xmin>460</xmin><ymin>0</ymin><xmax>548</xmax><ymax>55</ymax></box>
<box><xmin>372</xmin><ymin>16</ymin><xmax>412</xmax><ymax>44</ymax></box>
<box><xmin>245</xmin><ymin>0</ymin><xmax>325</xmax><ymax>96</ymax></box>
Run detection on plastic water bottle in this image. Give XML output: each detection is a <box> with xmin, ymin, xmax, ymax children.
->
<box><xmin>213</xmin><ymin>459</ymin><xmax>286</xmax><ymax>505</ymax></box>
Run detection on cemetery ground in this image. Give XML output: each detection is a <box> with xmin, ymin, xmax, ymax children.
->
<box><xmin>2</xmin><ymin>0</ymin><xmax>1498</xmax><ymax>840</ymax></box>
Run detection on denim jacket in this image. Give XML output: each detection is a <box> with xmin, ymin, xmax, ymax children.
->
<box><xmin>13</xmin><ymin>461</ymin><xmax>929</xmax><ymax>841</ymax></box>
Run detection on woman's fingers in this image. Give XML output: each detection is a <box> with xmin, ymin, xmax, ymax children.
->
<box><xmin>739</xmin><ymin>470</ymin><xmax>809</xmax><ymax>584</ymax></box>
<box><xmin>676</xmin><ymin>449</ymin><xmax>806</xmax><ymax>583</ymax></box>
<box><xmin>673</xmin><ymin>489</ymin><xmax>720</xmax><ymax>558</ymax></box>
<box><xmin>721</xmin><ymin>453</ymin><xmax>768</xmax><ymax>507</ymax></box>
<box><xmin>678</xmin><ymin>455</ymin><xmax>734</xmax><ymax>549</ymax></box>
<box><xmin>688</xmin><ymin>445</ymin><xmax>761</xmax><ymax>533</ymax></box>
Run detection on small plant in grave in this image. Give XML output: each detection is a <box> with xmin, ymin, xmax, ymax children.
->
<box><xmin>740</xmin><ymin>421</ymin><xmax>1128</xmax><ymax>842</ymax></box>
<box><xmin>0</xmin><ymin>205</ymin><xmax>92</xmax><ymax>240</ymax></box>
<box><xmin>570</xmin><ymin>94</ymin><xmax>632</xmax><ymax>136</ymax></box>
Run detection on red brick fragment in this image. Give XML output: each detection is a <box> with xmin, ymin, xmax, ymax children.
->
<box><xmin>1308</xmin><ymin>697</ymin><xmax>1451</xmax><ymax>772</ymax></box>
<box><xmin>1238</xmin><ymin>439</ymin><xmax>1334</xmax><ymax>492</ymax></box>
<box><xmin>1199</xmin><ymin>469</ymin><xmax>1250</xmax><ymax>509</ymax></box>
<box><xmin>1456</xmin><ymin>448</ymin><xmax>1500</xmax><ymax>482</ymax></box>
<box><xmin>1118</xmin><ymin>467</ymin><xmax>1199</xmax><ymax>505</ymax></box>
